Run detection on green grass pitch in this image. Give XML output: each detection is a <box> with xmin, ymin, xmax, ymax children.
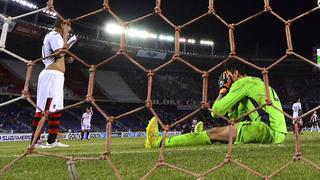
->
<box><xmin>0</xmin><ymin>132</ymin><xmax>319</xmax><ymax>179</ymax></box>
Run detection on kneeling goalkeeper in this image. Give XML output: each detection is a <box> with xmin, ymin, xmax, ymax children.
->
<box><xmin>145</xmin><ymin>61</ymin><xmax>287</xmax><ymax>148</ymax></box>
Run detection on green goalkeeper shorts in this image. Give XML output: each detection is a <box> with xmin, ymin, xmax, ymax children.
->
<box><xmin>235</xmin><ymin>120</ymin><xmax>286</xmax><ymax>144</ymax></box>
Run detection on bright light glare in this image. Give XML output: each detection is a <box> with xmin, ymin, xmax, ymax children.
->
<box><xmin>105</xmin><ymin>23</ymin><xmax>157</xmax><ymax>40</ymax></box>
<box><xmin>128</xmin><ymin>29</ymin><xmax>157</xmax><ymax>39</ymax></box>
<box><xmin>159</xmin><ymin>34</ymin><xmax>174</xmax><ymax>42</ymax></box>
<box><xmin>187</xmin><ymin>39</ymin><xmax>195</xmax><ymax>44</ymax></box>
<box><xmin>200</xmin><ymin>40</ymin><xmax>214</xmax><ymax>46</ymax></box>
<box><xmin>104</xmin><ymin>23</ymin><xmax>214</xmax><ymax>46</ymax></box>
<box><xmin>42</xmin><ymin>9</ymin><xmax>57</xmax><ymax>18</ymax></box>
<box><xmin>11</xmin><ymin>0</ymin><xmax>39</xmax><ymax>9</ymax></box>
<box><xmin>179</xmin><ymin>38</ymin><xmax>186</xmax><ymax>43</ymax></box>
<box><xmin>105</xmin><ymin>23</ymin><xmax>124</xmax><ymax>35</ymax></box>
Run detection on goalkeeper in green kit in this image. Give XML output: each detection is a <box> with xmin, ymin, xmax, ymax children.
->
<box><xmin>145</xmin><ymin>61</ymin><xmax>287</xmax><ymax>148</ymax></box>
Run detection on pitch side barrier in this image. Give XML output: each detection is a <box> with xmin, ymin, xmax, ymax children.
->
<box><xmin>0</xmin><ymin>131</ymin><xmax>181</xmax><ymax>142</ymax></box>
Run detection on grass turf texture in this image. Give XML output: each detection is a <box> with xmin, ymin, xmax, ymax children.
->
<box><xmin>0</xmin><ymin>132</ymin><xmax>319</xmax><ymax>179</ymax></box>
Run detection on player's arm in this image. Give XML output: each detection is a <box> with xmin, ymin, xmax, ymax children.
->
<box><xmin>51</xmin><ymin>24</ymin><xmax>72</xmax><ymax>60</ymax></box>
<box><xmin>49</xmin><ymin>36</ymin><xmax>64</xmax><ymax>60</ymax></box>
<box><xmin>211</xmin><ymin>82</ymin><xmax>252</xmax><ymax>118</ymax></box>
<box><xmin>81</xmin><ymin>114</ymin><xmax>84</xmax><ymax>125</ymax></box>
<box><xmin>298</xmin><ymin>104</ymin><xmax>303</xmax><ymax>115</ymax></box>
<box><xmin>89</xmin><ymin>107</ymin><xmax>93</xmax><ymax>115</ymax></box>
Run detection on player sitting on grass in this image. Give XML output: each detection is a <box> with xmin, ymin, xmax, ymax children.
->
<box><xmin>145</xmin><ymin>61</ymin><xmax>287</xmax><ymax>148</ymax></box>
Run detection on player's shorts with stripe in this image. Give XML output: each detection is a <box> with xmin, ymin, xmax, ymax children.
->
<box><xmin>81</xmin><ymin>123</ymin><xmax>91</xmax><ymax>131</ymax></box>
<box><xmin>36</xmin><ymin>69</ymin><xmax>64</xmax><ymax>112</ymax></box>
<box><xmin>235</xmin><ymin>120</ymin><xmax>286</xmax><ymax>144</ymax></box>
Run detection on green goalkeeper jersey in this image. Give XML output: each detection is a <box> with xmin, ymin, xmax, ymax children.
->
<box><xmin>211</xmin><ymin>76</ymin><xmax>287</xmax><ymax>134</ymax></box>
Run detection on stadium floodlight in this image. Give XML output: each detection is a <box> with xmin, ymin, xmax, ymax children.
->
<box><xmin>105</xmin><ymin>23</ymin><xmax>125</xmax><ymax>35</ymax></box>
<box><xmin>200</xmin><ymin>40</ymin><xmax>214</xmax><ymax>46</ymax></box>
<box><xmin>179</xmin><ymin>38</ymin><xmax>186</xmax><ymax>43</ymax></box>
<box><xmin>187</xmin><ymin>39</ymin><xmax>195</xmax><ymax>44</ymax></box>
<box><xmin>105</xmin><ymin>23</ymin><xmax>157</xmax><ymax>40</ymax></box>
<box><xmin>11</xmin><ymin>0</ymin><xmax>39</xmax><ymax>10</ymax></box>
<box><xmin>159</xmin><ymin>34</ymin><xmax>174</xmax><ymax>42</ymax></box>
<box><xmin>127</xmin><ymin>29</ymin><xmax>157</xmax><ymax>39</ymax></box>
<box><xmin>42</xmin><ymin>9</ymin><xmax>57</xmax><ymax>18</ymax></box>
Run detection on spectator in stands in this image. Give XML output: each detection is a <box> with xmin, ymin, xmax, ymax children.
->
<box><xmin>30</xmin><ymin>18</ymin><xmax>75</xmax><ymax>148</ymax></box>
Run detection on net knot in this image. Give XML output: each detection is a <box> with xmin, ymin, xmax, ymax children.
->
<box><xmin>163</xmin><ymin>125</ymin><xmax>169</xmax><ymax>132</ymax></box>
<box><xmin>21</xmin><ymin>90</ymin><xmax>30</xmax><ymax>98</ymax></box>
<box><xmin>67</xmin><ymin>159</ymin><xmax>75</xmax><ymax>166</ymax></box>
<box><xmin>26</xmin><ymin>147</ymin><xmax>34</xmax><ymax>154</ymax></box>
<box><xmin>116</xmin><ymin>49</ymin><xmax>124</xmax><ymax>55</ymax></box>
<box><xmin>286</xmin><ymin>48</ymin><xmax>293</xmax><ymax>54</ymax></box>
<box><xmin>264</xmin><ymin>5</ymin><xmax>272</xmax><ymax>12</ymax></box>
<box><xmin>85</xmin><ymin>95</ymin><xmax>95</xmax><ymax>103</ymax></box>
<box><xmin>228</xmin><ymin>23</ymin><xmax>235</xmax><ymax>30</ymax></box>
<box><xmin>47</xmin><ymin>0</ymin><xmax>54</xmax><ymax>11</ymax></box>
<box><xmin>154</xmin><ymin>7</ymin><xmax>162</xmax><ymax>14</ymax></box>
<box><xmin>103</xmin><ymin>0</ymin><xmax>111</xmax><ymax>11</ymax></box>
<box><xmin>224</xmin><ymin>154</ymin><xmax>232</xmax><ymax>162</ymax></box>
<box><xmin>202</xmin><ymin>71</ymin><xmax>208</xmax><ymax>78</ymax></box>
<box><xmin>147</xmin><ymin>70</ymin><xmax>154</xmax><ymax>77</ymax></box>
<box><xmin>264</xmin><ymin>175</ymin><xmax>270</xmax><ymax>180</ymax></box>
<box><xmin>102</xmin><ymin>152</ymin><xmax>110</xmax><ymax>159</ymax></box>
<box><xmin>145</xmin><ymin>100</ymin><xmax>153</xmax><ymax>108</ymax></box>
<box><xmin>201</xmin><ymin>102</ymin><xmax>209</xmax><ymax>109</ymax></box>
<box><xmin>208</xmin><ymin>7</ymin><xmax>215</xmax><ymax>14</ymax></box>
<box><xmin>261</xmin><ymin>68</ymin><xmax>268</xmax><ymax>75</ymax></box>
<box><xmin>294</xmin><ymin>152</ymin><xmax>302</xmax><ymax>161</ymax></box>
<box><xmin>107</xmin><ymin>116</ymin><xmax>115</xmax><ymax>124</ymax></box>
<box><xmin>89</xmin><ymin>65</ymin><xmax>96</xmax><ymax>72</ymax></box>
<box><xmin>285</xmin><ymin>20</ymin><xmax>292</xmax><ymax>26</ymax></box>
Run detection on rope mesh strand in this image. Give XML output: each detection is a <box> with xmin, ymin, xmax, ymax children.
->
<box><xmin>0</xmin><ymin>0</ymin><xmax>319</xmax><ymax>179</ymax></box>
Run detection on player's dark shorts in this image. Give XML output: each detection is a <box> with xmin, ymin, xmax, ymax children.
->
<box><xmin>235</xmin><ymin>120</ymin><xmax>286</xmax><ymax>144</ymax></box>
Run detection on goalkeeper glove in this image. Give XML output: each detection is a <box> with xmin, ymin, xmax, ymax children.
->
<box><xmin>218</xmin><ymin>72</ymin><xmax>232</xmax><ymax>94</ymax></box>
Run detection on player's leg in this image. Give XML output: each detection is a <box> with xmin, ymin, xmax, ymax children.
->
<box><xmin>80</xmin><ymin>130</ymin><xmax>84</xmax><ymax>140</ymax></box>
<box><xmin>47</xmin><ymin>111</ymin><xmax>61</xmax><ymax>144</ymax></box>
<box><xmin>31</xmin><ymin>71</ymin><xmax>51</xmax><ymax>145</ymax></box>
<box><xmin>31</xmin><ymin>112</ymin><xmax>42</xmax><ymax>144</ymax></box>
<box><xmin>145</xmin><ymin>117</ymin><xmax>233</xmax><ymax>148</ymax></box>
<box><xmin>47</xmin><ymin>72</ymin><xmax>63</xmax><ymax>144</ymax></box>
<box><xmin>194</xmin><ymin>121</ymin><xmax>203</xmax><ymax>133</ymax></box>
<box><xmin>46</xmin><ymin>72</ymin><xmax>69</xmax><ymax>147</ymax></box>
<box><xmin>86</xmin><ymin>126</ymin><xmax>90</xmax><ymax>140</ymax></box>
<box><xmin>80</xmin><ymin>124</ymin><xmax>85</xmax><ymax>140</ymax></box>
<box><xmin>86</xmin><ymin>130</ymin><xmax>90</xmax><ymax>140</ymax></box>
<box><xmin>234</xmin><ymin>120</ymin><xmax>285</xmax><ymax>144</ymax></box>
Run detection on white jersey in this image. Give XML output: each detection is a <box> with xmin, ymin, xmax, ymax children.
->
<box><xmin>82</xmin><ymin>111</ymin><xmax>93</xmax><ymax>125</ymax></box>
<box><xmin>292</xmin><ymin>102</ymin><xmax>301</xmax><ymax>118</ymax></box>
<box><xmin>310</xmin><ymin>114</ymin><xmax>318</xmax><ymax>123</ymax></box>
<box><xmin>41</xmin><ymin>31</ymin><xmax>64</xmax><ymax>68</ymax></box>
<box><xmin>191</xmin><ymin>119</ymin><xmax>197</xmax><ymax>128</ymax></box>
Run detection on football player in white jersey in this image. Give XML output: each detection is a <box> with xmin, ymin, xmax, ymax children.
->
<box><xmin>310</xmin><ymin>111</ymin><xmax>320</xmax><ymax>132</ymax></box>
<box><xmin>81</xmin><ymin>107</ymin><xmax>93</xmax><ymax>140</ymax></box>
<box><xmin>292</xmin><ymin>99</ymin><xmax>303</xmax><ymax>134</ymax></box>
<box><xmin>31</xmin><ymin>18</ymin><xmax>75</xmax><ymax>148</ymax></box>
